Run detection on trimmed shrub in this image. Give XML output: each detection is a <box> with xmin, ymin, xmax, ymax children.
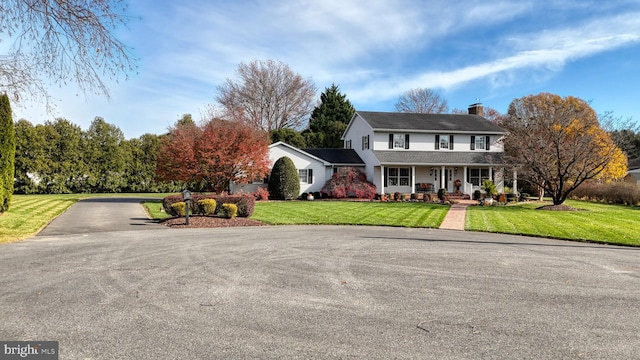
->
<box><xmin>570</xmin><ymin>181</ymin><xmax>640</xmax><ymax>205</ymax></box>
<box><xmin>253</xmin><ymin>187</ymin><xmax>269</xmax><ymax>201</ymax></box>
<box><xmin>170</xmin><ymin>202</ymin><xmax>187</xmax><ymax>216</ymax></box>
<box><xmin>473</xmin><ymin>189</ymin><xmax>482</xmax><ymax>201</ymax></box>
<box><xmin>222</xmin><ymin>203</ymin><xmax>238</xmax><ymax>218</ymax></box>
<box><xmin>162</xmin><ymin>193</ymin><xmax>255</xmax><ymax>217</ymax></box>
<box><xmin>214</xmin><ymin>194</ymin><xmax>255</xmax><ymax>217</ymax></box>
<box><xmin>437</xmin><ymin>188</ymin><xmax>447</xmax><ymax>201</ymax></box>
<box><xmin>268</xmin><ymin>156</ymin><xmax>300</xmax><ymax>200</ymax></box>
<box><xmin>197</xmin><ymin>199</ymin><xmax>217</xmax><ymax>215</ymax></box>
<box><xmin>322</xmin><ymin>167</ymin><xmax>376</xmax><ymax>199</ymax></box>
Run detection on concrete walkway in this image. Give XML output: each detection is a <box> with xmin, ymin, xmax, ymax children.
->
<box><xmin>439</xmin><ymin>199</ymin><xmax>477</xmax><ymax>230</ymax></box>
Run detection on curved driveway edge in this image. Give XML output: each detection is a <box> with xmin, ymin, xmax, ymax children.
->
<box><xmin>37</xmin><ymin>197</ymin><xmax>167</xmax><ymax>236</ymax></box>
<box><xmin>3</xmin><ymin>225</ymin><xmax>640</xmax><ymax>359</ymax></box>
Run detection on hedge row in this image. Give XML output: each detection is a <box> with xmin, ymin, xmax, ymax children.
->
<box><xmin>162</xmin><ymin>193</ymin><xmax>255</xmax><ymax>217</ymax></box>
<box><xmin>570</xmin><ymin>181</ymin><xmax>640</xmax><ymax>205</ymax></box>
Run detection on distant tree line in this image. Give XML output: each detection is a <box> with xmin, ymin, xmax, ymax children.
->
<box><xmin>13</xmin><ymin>117</ymin><xmax>181</xmax><ymax>194</ymax></box>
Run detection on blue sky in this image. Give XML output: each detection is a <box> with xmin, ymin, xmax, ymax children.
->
<box><xmin>13</xmin><ymin>0</ymin><xmax>640</xmax><ymax>139</ymax></box>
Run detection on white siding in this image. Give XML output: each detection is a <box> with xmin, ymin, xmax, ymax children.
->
<box><xmin>268</xmin><ymin>143</ymin><xmax>327</xmax><ymax>194</ymax></box>
<box><xmin>373</xmin><ymin>133</ymin><xmax>504</xmax><ymax>152</ymax></box>
<box><xmin>343</xmin><ymin>115</ymin><xmax>379</xmax><ymax>188</ymax></box>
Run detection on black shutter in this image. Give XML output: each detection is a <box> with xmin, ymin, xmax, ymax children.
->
<box><xmin>486</xmin><ymin>136</ymin><xmax>491</xmax><ymax>150</ymax></box>
<box><xmin>405</xmin><ymin>134</ymin><xmax>410</xmax><ymax>149</ymax></box>
<box><xmin>384</xmin><ymin>168</ymin><xmax>388</xmax><ymax>187</ymax></box>
<box><xmin>389</xmin><ymin>134</ymin><xmax>393</xmax><ymax>149</ymax></box>
<box><xmin>435</xmin><ymin>135</ymin><xmax>440</xmax><ymax>150</ymax></box>
<box><xmin>470</xmin><ymin>136</ymin><xmax>475</xmax><ymax>150</ymax></box>
<box><xmin>450</xmin><ymin>135</ymin><xmax>454</xmax><ymax>150</ymax></box>
<box><xmin>367</xmin><ymin>135</ymin><xmax>370</xmax><ymax>150</ymax></box>
<box><xmin>308</xmin><ymin>169</ymin><xmax>313</xmax><ymax>184</ymax></box>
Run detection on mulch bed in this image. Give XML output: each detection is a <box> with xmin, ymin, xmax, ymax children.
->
<box><xmin>536</xmin><ymin>204</ymin><xmax>582</xmax><ymax>211</ymax></box>
<box><xmin>161</xmin><ymin>216</ymin><xmax>266</xmax><ymax>228</ymax></box>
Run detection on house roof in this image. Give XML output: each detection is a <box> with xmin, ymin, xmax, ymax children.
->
<box><xmin>629</xmin><ymin>157</ymin><xmax>640</xmax><ymax>170</ymax></box>
<box><xmin>355</xmin><ymin>111</ymin><xmax>506</xmax><ymax>134</ymax></box>
<box><xmin>301</xmin><ymin>148</ymin><xmax>365</xmax><ymax>166</ymax></box>
<box><xmin>373</xmin><ymin>150</ymin><xmax>504</xmax><ymax>166</ymax></box>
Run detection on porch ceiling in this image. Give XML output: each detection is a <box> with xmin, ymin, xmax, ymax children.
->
<box><xmin>373</xmin><ymin>151</ymin><xmax>505</xmax><ymax>166</ymax></box>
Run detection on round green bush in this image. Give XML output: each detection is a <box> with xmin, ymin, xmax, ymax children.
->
<box><xmin>268</xmin><ymin>156</ymin><xmax>300</xmax><ymax>200</ymax></box>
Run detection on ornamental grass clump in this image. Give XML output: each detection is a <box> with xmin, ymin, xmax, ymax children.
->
<box><xmin>222</xmin><ymin>203</ymin><xmax>238</xmax><ymax>219</ymax></box>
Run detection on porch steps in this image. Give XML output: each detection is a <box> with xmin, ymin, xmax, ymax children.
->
<box><xmin>447</xmin><ymin>194</ymin><xmax>471</xmax><ymax>200</ymax></box>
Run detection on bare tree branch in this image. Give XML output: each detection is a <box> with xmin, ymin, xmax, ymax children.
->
<box><xmin>0</xmin><ymin>0</ymin><xmax>136</xmax><ymax>104</ymax></box>
<box><xmin>394</xmin><ymin>88</ymin><xmax>448</xmax><ymax>114</ymax></box>
<box><xmin>216</xmin><ymin>59</ymin><xmax>316</xmax><ymax>132</ymax></box>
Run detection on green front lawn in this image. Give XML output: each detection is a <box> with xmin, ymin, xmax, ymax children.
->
<box><xmin>4</xmin><ymin>195</ymin><xmax>639</xmax><ymax>247</ymax></box>
<box><xmin>466</xmin><ymin>200</ymin><xmax>640</xmax><ymax>246</ymax></box>
<box><xmin>252</xmin><ymin>201</ymin><xmax>449</xmax><ymax>228</ymax></box>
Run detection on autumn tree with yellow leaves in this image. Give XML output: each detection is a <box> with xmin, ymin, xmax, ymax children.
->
<box><xmin>500</xmin><ymin>93</ymin><xmax>627</xmax><ymax>206</ymax></box>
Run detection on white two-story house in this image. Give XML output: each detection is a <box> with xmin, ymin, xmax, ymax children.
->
<box><xmin>341</xmin><ymin>104</ymin><xmax>509</xmax><ymax>196</ymax></box>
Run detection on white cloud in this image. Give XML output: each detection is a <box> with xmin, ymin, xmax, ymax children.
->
<box><xmin>346</xmin><ymin>11</ymin><xmax>640</xmax><ymax>104</ymax></box>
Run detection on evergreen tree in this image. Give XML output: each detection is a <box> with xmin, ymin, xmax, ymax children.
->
<box><xmin>270</xmin><ymin>128</ymin><xmax>307</xmax><ymax>147</ymax></box>
<box><xmin>303</xmin><ymin>84</ymin><xmax>355</xmax><ymax>148</ymax></box>
<box><xmin>268</xmin><ymin>156</ymin><xmax>300</xmax><ymax>200</ymax></box>
<box><xmin>0</xmin><ymin>93</ymin><xmax>15</xmax><ymax>212</ymax></box>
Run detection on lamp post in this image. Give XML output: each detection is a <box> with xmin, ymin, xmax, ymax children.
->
<box><xmin>182</xmin><ymin>189</ymin><xmax>192</xmax><ymax>225</ymax></box>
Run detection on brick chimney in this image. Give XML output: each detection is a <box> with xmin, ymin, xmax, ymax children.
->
<box><xmin>468</xmin><ymin>103</ymin><xmax>484</xmax><ymax>117</ymax></box>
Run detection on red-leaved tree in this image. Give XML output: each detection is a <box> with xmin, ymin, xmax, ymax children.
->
<box><xmin>156</xmin><ymin>118</ymin><xmax>270</xmax><ymax>192</ymax></box>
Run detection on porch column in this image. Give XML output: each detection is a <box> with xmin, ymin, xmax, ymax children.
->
<box><xmin>489</xmin><ymin>167</ymin><xmax>493</xmax><ymax>182</ymax></box>
<box><xmin>463</xmin><ymin>166</ymin><xmax>468</xmax><ymax>194</ymax></box>
<box><xmin>411</xmin><ymin>166</ymin><xmax>416</xmax><ymax>194</ymax></box>
<box><xmin>440</xmin><ymin>165</ymin><xmax>446</xmax><ymax>190</ymax></box>
<box><xmin>513</xmin><ymin>169</ymin><xmax>518</xmax><ymax>195</ymax></box>
<box><xmin>380</xmin><ymin>165</ymin><xmax>385</xmax><ymax>194</ymax></box>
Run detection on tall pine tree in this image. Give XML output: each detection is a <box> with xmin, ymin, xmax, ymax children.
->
<box><xmin>0</xmin><ymin>93</ymin><xmax>15</xmax><ymax>212</ymax></box>
<box><xmin>303</xmin><ymin>84</ymin><xmax>355</xmax><ymax>148</ymax></box>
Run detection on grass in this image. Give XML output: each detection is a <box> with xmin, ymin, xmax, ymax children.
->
<box><xmin>251</xmin><ymin>201</ymin><xmax>449</xmax><ymax>228</ymax></box>
<box><xmin>4</xmin><ymin>194</ymin><xmax>640</xmax><ymax>247</ymax></box>
<box><xmin>143</xmin><ymin>200</ymin><xmax>172</xmax><ymax>220</ymax></box>
<box><xmin>466</xmin><ymin>200</ymin><xmax>640</xmax><ymax>246</ymax></box>
<box><xmin>0</xmin><ymin>194</ymin><xmax>81</xmax><ymax>243</ymax></box>
<box><xmin>0</xmin><ymin>193</ymin><xmax>173</xmax><ymax>243</ymax></box>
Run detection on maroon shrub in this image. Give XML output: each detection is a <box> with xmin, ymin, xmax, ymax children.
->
<box><xmin>321</xmin><ymin>167</ymin><xmax>376</xmax><ymax>199</ymax></box>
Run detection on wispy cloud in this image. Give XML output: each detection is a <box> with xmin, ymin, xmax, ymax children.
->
<box><xmin>346</xmin><ymin>11</ymin><xmax>640</xmax><ymax>104</ymax></box>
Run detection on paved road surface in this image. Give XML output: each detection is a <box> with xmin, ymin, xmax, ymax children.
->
<box><xmin>2</xmin><ymin>221</ymin><xmax>639</xmax><ymax>359</ymax></box>
<box><xmin>37</xmin><ymin>197</ymin><xmax>167</xmax><ymax>236</ymax></box>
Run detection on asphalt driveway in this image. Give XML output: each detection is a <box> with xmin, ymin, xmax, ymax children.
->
<box><xmin>37</xmin><ymin>197</ymin><xmax>167</xmax><ymax>236</ymax></box>
<box><xmin>2</xmin><ymin>217</ymin><xmax>639</xmax><ymax>359</ymax></box>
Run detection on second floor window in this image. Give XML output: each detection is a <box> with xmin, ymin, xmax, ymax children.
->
<box><xmin>471</xmin><ymin>136</ymin><xmax>491</xmax><ymax>150</ymax></box>
<box><xmin>435</xmin><ymin>135</ymin><xmax>454</xmax><ymax>150</ymax></box>
<box><xmin>362</xmin><ymin>135</ymin><xmax>370</xmax><ymax>150</ymax></box>
<box><xmin>389</xmin><ymin>134</ymin><xmax>410</xmax><ymax>149</ymax></box>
